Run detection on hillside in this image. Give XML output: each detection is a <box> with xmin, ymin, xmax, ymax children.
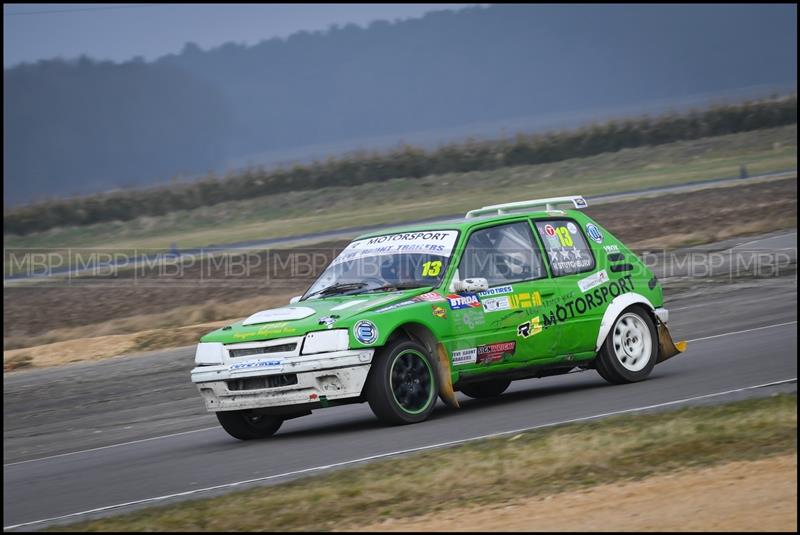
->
<box><xmin>3</xmin><ymin>4</ymin><xmax>797</xmax><ymax>205</ymax></box>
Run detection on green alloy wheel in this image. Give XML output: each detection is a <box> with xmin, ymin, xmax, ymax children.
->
<box><xmin>366</xmin><ymin>339</ymin><xmax>439</xmax><ymax>425</ymax></box>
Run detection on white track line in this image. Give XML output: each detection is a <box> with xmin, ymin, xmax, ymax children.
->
<box><xmin>2</xmin><ymin>426</ymin><xmax>219</xmax><ymax>467</ymax></box>
<box><xmin>4</xmin><ymin>376</ymin><xmax>797</xmax><ymax>531</ymax></box>
<box><xmin>5</xmin><ymin>320</ymin><xmax>797</xmax><ymax>469</ymax></box>
<box><xmin>685</xmin><ymin>320</ymin><xmax>797</xmax><ymax>343</ymax></box>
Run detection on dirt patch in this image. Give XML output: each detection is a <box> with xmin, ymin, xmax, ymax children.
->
<box><xmin>2</xmin><ymin>319</ymin><xmax>231</xmax><ymax>371</ymax></box>
<box><xmin>358</xmin><ymin>454</ymin><xmax>798</xmax><ymax>532</ymax></box>
<box><xmin>3</xmin><ymin>178</ymin><xmax>796</xmax><ymax>341</ymax></box>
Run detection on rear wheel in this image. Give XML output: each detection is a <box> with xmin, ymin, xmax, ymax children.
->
<box><xmin>366</xmin><ymin>339</ymin><xmax>439</xmax><ymax>425</ymax></box>
<box><xmin>596</xmin><ymin>305</ymin><xmax>658</xmax><ymax>384</ymax></box>
<box><xmin>459</xmin><ymin>378</ymin><xmax>511</xmax><ymax>399</ymax></box>
<box><xmin>216</xmin><ymin>410</ymin><xmax>283</xmax><ymax>440</ymax></box>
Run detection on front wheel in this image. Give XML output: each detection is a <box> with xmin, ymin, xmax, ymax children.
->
<box><xmin>365</xmin><ymin>339</ymin><xmax>439</xmax><ymax>425</ymax></box>
<box><xmin>216</xmin><ymin>410</ymin><xmax>283</xmax><ymax>440</ymax></box>
<box><xmin>595</xmin><ymin>305</ymin><xmax>658</xmax><ymax>384</ymax></box>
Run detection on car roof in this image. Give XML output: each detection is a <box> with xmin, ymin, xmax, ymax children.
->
<box><xmin>353</xmin><ymin>209</ymin><xmax>586</xmax><ymax>240</ymax></box>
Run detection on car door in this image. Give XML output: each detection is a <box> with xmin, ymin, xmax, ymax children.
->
<box><xmin>445</xmin><ymin>220</ymin><xmax>561</xmax><ymax>369</ymax></box>
<box><xmin>531</xmin><ymin>217</ymin><xmax>600</xmax><ymax>355</ymax></box>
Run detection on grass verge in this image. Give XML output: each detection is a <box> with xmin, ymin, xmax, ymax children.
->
<box><xmin>53</xmin><ymin>393</ymin><xmax>797</xmax><ymax>532</ymax></box>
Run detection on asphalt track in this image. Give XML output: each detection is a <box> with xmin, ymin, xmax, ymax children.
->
<box><xmin>3</xmin><ymin>234</ymin><xmax>797</xmax><ymax>530</ymax></box>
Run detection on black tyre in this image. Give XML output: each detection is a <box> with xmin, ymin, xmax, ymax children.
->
<box><xmin>459</xmin><ymin>378</ymin><xmax>512</xmax><ymax>399</ymax></box>
<box><xmin>595</xmin><ymin>305</ymin><xmax>658</xmax><ymax>384</ymax></box>
<box><xmin>365</xmin><ymin>339</ymin><xmax>439</xmax><ymax>425</ymax></box>
<box><xmin>216</xmin><ymin>410</ymin><xmax>283</xmax><ymax>440</ymax></box>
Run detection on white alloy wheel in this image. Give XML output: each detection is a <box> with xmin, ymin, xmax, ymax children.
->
<box><xmin>611</xmin><ymin>312</ymin><xmax>652</xmax><ymax>372</ymax></box>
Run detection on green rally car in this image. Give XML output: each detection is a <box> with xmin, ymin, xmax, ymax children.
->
<box><xmin>191</xmin><ymin>196</ymin><xmax>686</xmax><ymax>440</ymax></box>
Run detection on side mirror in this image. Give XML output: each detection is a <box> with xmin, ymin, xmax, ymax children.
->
<box><xmin>453</xmin><ymin>277</ymin><xmax>489</xmax><ymax>294</ymax></box>
<box><xmin>289</xmin><ymin>295</ymin><xmax>302</xmax><ymax>304</ymax></box>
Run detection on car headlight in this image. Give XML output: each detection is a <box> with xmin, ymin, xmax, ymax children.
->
<box><xmin>302</xmin><ymin>329</ymin><xmax>349</xmax><ymax>355</ymax></box>
<box><xmin>195</xmin><ymin>342</ymin><xmax>225</xmax><ymax>365</ymax></box>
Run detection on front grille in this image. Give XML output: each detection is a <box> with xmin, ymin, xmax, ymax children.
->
<box><xmin>227</xmin><ymin>374</ymin><xmax>298</xmax><ymax>391</ymax></box>
<box><xmin>228</xmin><ymin>343</ymin><xmax>297</xmax><ymax>359</ymax></box>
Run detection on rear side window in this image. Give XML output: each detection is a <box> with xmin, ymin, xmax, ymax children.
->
<box><xmin>534</xmin><ymin>219</ymin><xmax>595</xmax><ymax>277</ymax></box>
<box><xmin>458</xmin><ymin>222</ymin><xmax>547</xmax><ymax>286</ymax></box>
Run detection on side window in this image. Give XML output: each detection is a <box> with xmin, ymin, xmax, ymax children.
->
<box><xmin>457</xmin><ymin>222</ymin><xmax>546</xmax><ymax>286</ymax></box>
<box><xmin>534</xmin><ymin>219</ymin><xmax>595</xmax><ymax>277</ymax></box>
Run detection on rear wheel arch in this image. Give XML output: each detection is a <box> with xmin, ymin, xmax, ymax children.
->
<box><xmin>595</xmin><ymin>293</ymin><xmax>656</xmax><ymax>352</ymax></box>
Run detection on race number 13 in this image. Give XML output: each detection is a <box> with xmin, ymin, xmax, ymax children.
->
<box><xmin>422</xmin><ymin>260</ymin><xmax>442</xmax><ymax>277</ymax></box>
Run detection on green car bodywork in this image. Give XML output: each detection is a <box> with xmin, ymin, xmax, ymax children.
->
<box><xmin>191</xmin><ymin>196</ymin><xmax>686</xmax><ymax>439</ymax></box>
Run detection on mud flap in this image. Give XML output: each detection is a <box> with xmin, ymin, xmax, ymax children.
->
<box><xmin>656</xmin><ymin>321</ymin><xmax>687</xmax><ymax>364</ymax></box>
<box><xmin>436</xmin><ymin>344</ymin><xmax>460</xmax><ymax>409</ymax></box>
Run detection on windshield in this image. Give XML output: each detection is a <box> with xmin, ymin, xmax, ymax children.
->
<box><xmin>302</xmin><ymin>230</ymin><xmax>459</xmax><ymax>300</ymax></box>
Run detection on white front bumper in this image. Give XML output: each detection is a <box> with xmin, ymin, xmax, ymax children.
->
<box><xmin>191</xmin><ymin>348</ymin><xmax>374</xmax><ymax>412</ymax></box>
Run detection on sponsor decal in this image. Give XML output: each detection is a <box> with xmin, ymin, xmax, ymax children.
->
<box><xmin>477</xmin><ymin>341</ymin><xmax>516</xmax><ymax>364</ymax></box>
<box><xmin>318</xmin><ymin>315</ymin><xmax>339</xmax><ymax>329</ymax></box>
<box><xmin>586</xmin><ymin>223</ymin><xmax>604</xmax><ymax>244</ymax></box>
<box><xmin>517</xmin><ymin>317</ymin><xmax>542</xmax><ymax>338</ymax></box>
<box><xmin>462</xmin><ymin>309</ymin><xmax>486</xmax><ymax>329</ymax></box>
<box><xmin>233</xmin><ymin>322</ymin><xmax>297</xmax><ymax>339</ymax></box>
<box><xmin>542</xmin><ymin>275</ymin><xmax>635</xmax><ymax>329</ymax></box>
<box><xmin>413</xmin><ymin>292</ymin><xmax>446</xmax><ymax>302</ymax></box>
<box><xmin>603</xmin><ymin>244</ymin><xmax>620</xmax><ymax>254</ymax></box>
<box><xmin>332</xmin><ymin>231</ymin><xmax>459</xmax><ymax>266</ymax></box>
<box><xmin>353</xmin><ymin>320</ymin><xmax>378</xmax><ymax>345</ymax></box>
<box><xmin>544</xmin><ymin>224</ymin><xmax>556</xmax><ymax>237</ymax></box>
<box><xmin>578</xmin><ymin>269</ymin><xmax>609</xmax><ymax>293</ymax></box>
<box><xmin>447</xmin><ymin>293</ymin><xmax>481</xmax><ymax>310</ymax></box>
<box><xmin>432</xmin><ymin>305</ymin><xmax>447</xmax><ymax>319</ymax></box>
<box><xmin>509</xmin><ymin>291</ymin><xmax>542</xmax><ymax>309</ymax></box>
<box><xmin>309</xmin><ymin>393</ymin><xmax>319</xmax><ymax>400</ymax></box>
<box><xmin>478</xmin><ymin>285</ymin><xmax>513</xmax><ymax>297</ymax></box>
<box><xmin>566</xmin><ymin>222</ymin><xmax>578</xmax><ymax>234</ymax></box>
<box><xmin>452</xmin><ymin>347</ymin><xmax>477</xmax><ymax>365</ymax></box>
<box><xmin>482</xmin><ymin>295</ymin><xmax>512</xmax><ymax>312</ymax></box>
<box><xmin>242</xmin><ymin>307</ymin><xmax>315</xmax><ymax>325</ymax></box>
<box><xmin>574</xmin><ymin>197</ymin><xmax>588</xmax><ymax>208</ymax></box>
<box><xmin>230</xmin><ymin>359</ymin><xmax>283</xmax><ymax>371</ymax></box>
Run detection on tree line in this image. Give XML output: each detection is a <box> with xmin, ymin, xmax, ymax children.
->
<box><xmin>4</xmin><ymin>95</ymin><xmax>796</xmax><ymax>236</ymax></box>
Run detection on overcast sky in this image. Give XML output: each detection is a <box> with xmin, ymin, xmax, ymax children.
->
<box><xmin>3</xmin><ymin>3</ymin><xmax>479</xmax><ymax>67</ymax></box>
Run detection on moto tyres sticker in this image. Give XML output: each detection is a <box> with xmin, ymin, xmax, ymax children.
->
<box><xmin>478</xmin><ymin>285</ymin><xmax>513</xmax><ymax>297</ymax></box>
<box><xmin>332</xmin><ymin>231</ymin><xmax>458</xmax><ymax>266</ymax></box>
